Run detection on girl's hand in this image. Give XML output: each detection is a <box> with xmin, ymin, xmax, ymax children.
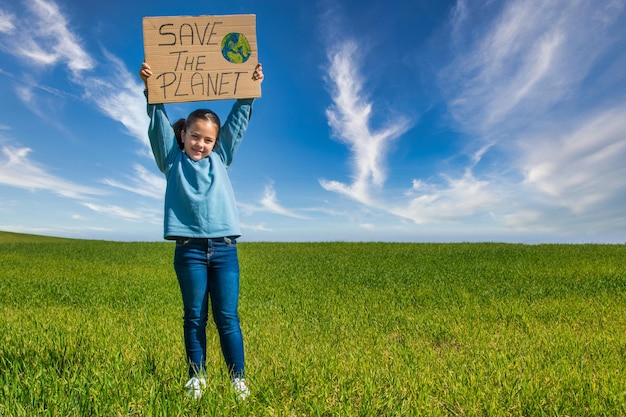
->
<box><xmin>252</xmin><ymin>63</ymin><xmax>264</xmax><ymax>83</ymax></box>
<box><xmin>139</xmin><ymin>62</ymin><xmax>153</xmax><ymax>88</ymax></box>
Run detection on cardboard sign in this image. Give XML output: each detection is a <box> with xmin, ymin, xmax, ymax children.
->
<box><xmin>142</xmin><ymin>14</ymin><xmax>260</xmax><ymax>104</ymax></box>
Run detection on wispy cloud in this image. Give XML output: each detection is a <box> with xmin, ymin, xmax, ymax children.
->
<box><xmin>320</xmin><ymin>41</ymin><xmax>411</xmax><ymax>204</ymax></box>
<box><xmin>81</xmin><ymin>202</ymin><xmax>161</xmax><ymax>224</ymax></box>
<box><xmin>240</xmin><ymin>222</ymin><xmax>273</xmax><ymax>233</ymax></box>
<box><xmin>102</xmin><ymin>164</ymin><xmax>165</xmax><ymax>198</ymax></box>
<box><xmin>0</xmin><ymin>146</ymin><xmax>104</xmax><ymax>199</ymax></box>
<box><xmin>319</xmin><ymin>37</ymin><xmax>501</xmax><ymax>225</ymax></box>
<box><xmin>0</xmin><ymin>67</ymin><xmax>79</xmax><ymax>101</ymax></box>
<box><xmin>442</xmin><ymin>0</ymin><xmax>625</xmax><ymax>135</ymax></box>
<box><xmin>0</xmin><ymin>0</ymin><xmax>148</xmax><ymax>148</ymax></box>
<box><xmin>0</xmin><ymin>9</ymin><xmax>15</xmax><ymax>33</ymax></box>
<box><xmin>438</xmin><ymin>0</ymin><xmax>626</xmax><ymax>233</ymax></box>
<box><xmin>78</xmin><ymin>50</ymin><xmax>151</xmax><ymax>150</ymax></box>
<box><xmin>13</xmin><ymin>84</ymin><xmax>72</xmax><ymax>133</ymax></box>
<box><xmin>318</xmin><ymin>34</ymin><xmax>502</xmax><ymax>228</ymax></box>
<box><xmin>259</xmin><ymin>183</ymin><xmax>310</xmax><ymax>219</ymax></box>
<box><xmin>1</xmin><ymin>0</ymin><xmax>93</xmax><ymax>73</ymax></box>
<box><xmin>517</xmin><ymin>107</ymin><xmax>626</xmax><ymax>225</ymax></box>
<box><xmin>0</xmin><ymin>223</ymin><xmax>117</xmax><ymax>239</ymax></box>
<box><xmin>393</xmin><ymin>168</ymin><xmax>503</xmax><ymax>225</ymax></box>
<box><xmin>240</xmin><ymin>182</ymin><xmax>309</xmax><ymax>220</ymax></box>
<box><xmin>0</xmin><ymin>0</ymin><xmax>155</xmax><ymax>225</ymax></box>
<box><xmin>319</xmin><ymin>0</ymin><xmax>626</xmax><ymax>238</ymax></box>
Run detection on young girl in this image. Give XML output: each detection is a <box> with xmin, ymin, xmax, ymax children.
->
<box><xmin>139</xmin><ymin>62</ymin><xmax>264</xmax><ymax>400</ymax></box>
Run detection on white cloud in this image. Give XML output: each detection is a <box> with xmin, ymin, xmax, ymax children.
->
<box><xmin>15</xmin><ymin>86</ymin><xmax>34</xmax><ymax>104</ymax></box>
<box><xmin>0</xmin><ymin>146</ymin><xmax>104</xmax><ymax>199</ymax></box>
<box><xmin>318</xmin><ymin>0</ymin><xmax>626</xmax><ymax>240</ymax></box>
<box><xmin>319</xmin><ymin>38</ymin><xmax>501</xmax><ymax>226</ymax></box>
<box><xmin>23</xmin><ymin>0</ymin><xmax>93</xmax><ymax>73</ymax></box>
<box><xmin>102</xmin><ymin>164</ymin><xmax>165</xmax><ymax>199</ymax></box>
<box><xmin>0</xmin><ymin>0</ymin><xmax>93</xmax><ymax>73</ymax></box>
<box><xmin>0</xmin><ymin>0</ymin><xmax>155</xmax><ymax>230</ymax></box>
<box><xmin>442</xmin><ymin>0</ymin><xmax>625</xmax><ymax>135</ymax></box>
<box><xmin>14</xmin><ymin>85</ymin><xmax>61</xmax><ymax>125</ymax></box>
<box><xmin>434</xmin><ymin>0</ymin><xmax>626</xmax><ymax>234</ymax></box>
<box><xmin>81</xmin><ymin>202</ymin><xmax>160</xmax><ymax>224</ymax></box>
<box><xmin>0</xmin><ymin>223</ymin><xmax>118</xmax><ymax>239</ymax></box>
<box><xmin>259</xmin><ymin>183</ymin><xmax>309</xmax><ymax>219</ymax></box>
<box><xmin>78</xmin><ymin>51</ymin><xmax>151</xmax><ymax>150</ymax></box>
<box><xmin>1</xmin><ymin>0</ymin><xmax>148</xmax><ymax>150</ymax></box>
<box><xmin>392</xmin><ymin>169</ymin><xmax>503</xmax><ymax>224</ymax></box>
<box><xmin>240</xmin><ymin>222</ymin><xmax>273</xmax><ymax>233</ymax></box>
<box><xmin>520</xmin><ymin>107</ymin><xmax>626</xmax><ymax>214</ymax></box>
<box><xmin>0</xmin><ymin>224</ymin><xmax>66</xmax><ymax>236</ymax></box>
<box><xmin>0</xmin><ymin>9</ymin><xmax>15</xmax><ymax>33</ymax></box>
<box><xmin>320</xmin><ymin>40</ymin><xmax>412</xmax><ymax>204</ymax></box>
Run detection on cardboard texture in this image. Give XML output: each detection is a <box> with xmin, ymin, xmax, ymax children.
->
<box><xmin>143</xmin><ymin>14</ymin><xmax>260</xmax><ymax>104</ymax></box>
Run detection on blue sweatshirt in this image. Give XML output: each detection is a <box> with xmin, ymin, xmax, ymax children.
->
<box><xmin>146</xmin><ymin>99</ymin><xmax>253</xmax><ymax>240</ymax></box>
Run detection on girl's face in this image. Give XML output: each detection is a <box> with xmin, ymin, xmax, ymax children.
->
<box><xmin>181</xmin><ymin>119</ymin><xmax>219</xmax><ymax>161</ymax></box>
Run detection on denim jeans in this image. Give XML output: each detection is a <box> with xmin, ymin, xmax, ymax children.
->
<box><xmin>173</xmin><ymin>237</ymin><xmax>245</xmax><ymax>379</ymax></box>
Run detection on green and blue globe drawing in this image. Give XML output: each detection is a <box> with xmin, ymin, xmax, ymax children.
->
<box><xmin>221</xmin><ymin>33</ymin><xmax>251</xmax><ymax>64</ymax></box>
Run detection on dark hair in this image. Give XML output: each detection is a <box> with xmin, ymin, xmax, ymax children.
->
<box><xmin>172</xmin><ymin>109</ymin><xmax>221</xmax><ymax>150</ymax></box>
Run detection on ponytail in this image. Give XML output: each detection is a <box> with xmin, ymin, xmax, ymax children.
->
<box><xmin>173</xmin><ymin>118</ymin><xmax>186</xmax><ymax>150</ymax></box>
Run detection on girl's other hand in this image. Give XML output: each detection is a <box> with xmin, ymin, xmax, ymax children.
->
<box><xmin>252</xmin><ymin>63</ymin><xmax>264</xmax><ymax>83</ymax></box>
<box><xmin>139</xmin><ymin>62</ymin><xmax>153</xmax><ymax>87</ymax></box>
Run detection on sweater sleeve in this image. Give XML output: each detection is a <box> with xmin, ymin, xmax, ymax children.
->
<box><xmin>146</xmin><ymin>100</ymin><xmax>178</xmax><ymax>173</ymax></box>
<box><xmin>216</xmin><ymin>98</ymin><xmax>254</xmax><ymax>167</ymax></box>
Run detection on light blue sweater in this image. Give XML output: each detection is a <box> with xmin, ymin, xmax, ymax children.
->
<box><xmin>146</xmin><ymin>99</ymin><xmax>253</xmax><ymax>240</ymax></box>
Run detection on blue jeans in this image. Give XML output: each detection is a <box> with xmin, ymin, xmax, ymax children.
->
<box><xmin>173</xmin><ymin>237</ymin><xmax>245</xmax><ymax>379</ymax></box>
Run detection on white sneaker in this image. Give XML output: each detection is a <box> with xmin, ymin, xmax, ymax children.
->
<box><xmin>231</xmin><ymin>377</ymin><xmax>250</xmax><ymax>400</ymax></box>
<box><xmin>184</xmin><ymin>376</ymin><xmax>206</xmax><ymax>399</ymax></box>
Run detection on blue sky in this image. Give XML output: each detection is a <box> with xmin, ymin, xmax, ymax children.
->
<box><xmin>1</xmin><ymin>0</ymin><xmax>625</xmax><ymax>243</ymax></box>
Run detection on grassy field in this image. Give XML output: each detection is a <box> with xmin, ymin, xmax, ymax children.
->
<box><xmin>0</xmin><ymin>232</ymin><xmax>625</xmax><ymax>416</ymax></box>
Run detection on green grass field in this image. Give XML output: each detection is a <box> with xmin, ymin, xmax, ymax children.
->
<box><xmin>1</xmin><ymin>232</ymin><xmax>625</xmax><ymax>416</ymax></box>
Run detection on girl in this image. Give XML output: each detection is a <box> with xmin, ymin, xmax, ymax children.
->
<box><xmin>139</xmin><ymin>62</ymin><xmax>264</xmax><ymax>400</ymax></box>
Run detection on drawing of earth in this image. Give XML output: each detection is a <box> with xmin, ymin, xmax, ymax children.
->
<box><xmin>221</xmin><ymin>33</ymin><xmax>251</xmax><ymax>64</ymax></box>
